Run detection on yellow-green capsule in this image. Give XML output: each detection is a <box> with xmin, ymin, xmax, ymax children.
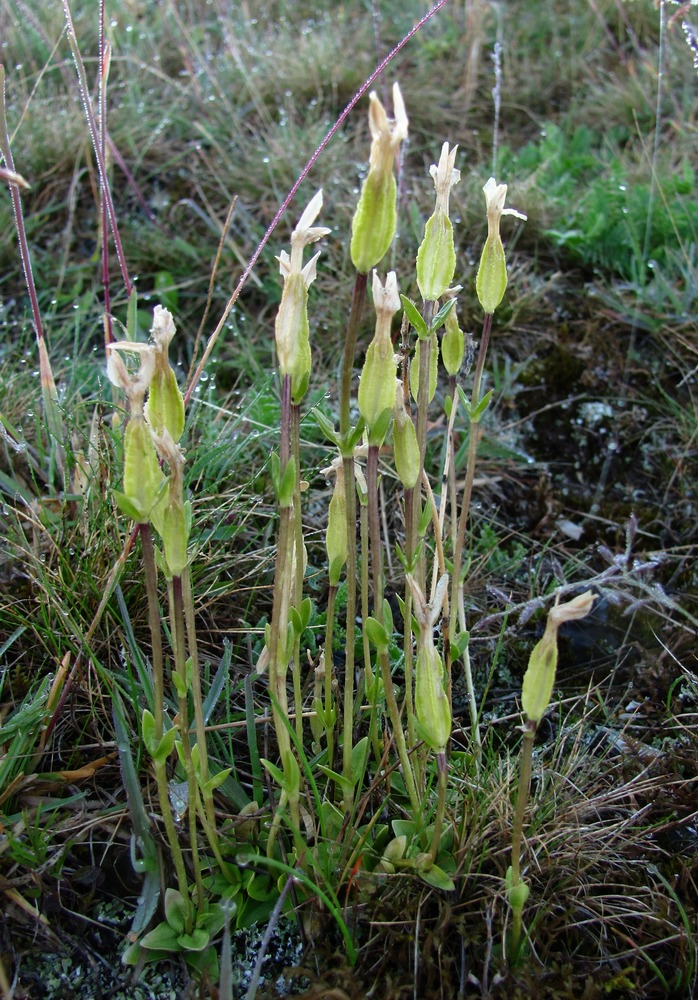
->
<box><xmin>350</xmin><ymin>85</ymin><xmax>408</xmax><ymax>274</ymax></box>
<box><xmin>415</xmin><ymin>640</ymin><xmax>451</xmax><ymax>753</ymax></box>
<box><xmin>122</xmin><ymin>416</ymin><xmax>166</xmax><ymax>523</ymax></box>
<box><xmin>408</xmin><ymin>574</ymin><xmax>451</xmax><ymax>753</ymax></box>
<box><xmin>475</xmin><ymin>177</ymin><xmax>526</xmax><ymax>316</ymax></box>
<box><xmin>392</xmin><ymin>381</ymin><xmax>420</xmax><ymax>489</ymax></box>
<box><xmin>351</xmin><ymin>170</ymin><xmax>397</xmax><ymax>276</ymax></box>
<box><xmin>160</xmin><ymin>497</ymin><xmax>190</xmax><ymax>578</ymax></box>
<box><xmin>521</xmin><ymin>591</ymin><xmax>596</xmax><ymax>722</ymax></box>
<box><xmin>275</xmin><ymin>192</ymin><xmax>330</xmax><ymax>405</ymax></box>
<box><xmin>325</xmin><ymin>460</ymin><xmax>347</xmax><ymax>587</ymax></box>
<box><xmin>416</xmin><ymin>143</ymin><xmax>459</xmax><ymax>302</ymax></box>
<box><xmin>145</xmin><ymin>306</ymin><xmax>185</xmax><ymax>442</ymax></box>
<box><xmin>358</xmin><ymin>271</ymin><xmax>401</xmax><ymax>445</ymax></box>
<box><xmin>476</xmin><ymin>234</ymin><xmax>507</xmax><ymax>315</ymax></box>
<box><xmin>441</xmin><ymin>299</ymin><xmax>465</xmax><ymax>376</ymax></box>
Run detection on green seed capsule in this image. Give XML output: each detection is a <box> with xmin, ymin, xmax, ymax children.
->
<box><xmin>350</xmin><ymin>85</ymin><xmax>407</xmax><ymax>273</ymax></box>
<box><xmin>476</xmin><ymin>234</ymin><xmax>507</xmax><ymax>315</ymax></box>
<box><xmin>160</xmin><ymin>498</ymin><xmax>190</xmax><ymax>578</ymax></box>
<box><xmin>441</xmin><ymin>301</ymin><xmax>465</xmax><ymax>376</ymax></box>
<box><xmin>415</xmin><ymin>641</ymin><xmax>451</xmax><ymax>753</ymax></box>
<box><xmin>416</xmin><ymin>143</ymin><xmax>460</xmax><ymax>302</ymax></box>
<box><xmin>417</xmin><ymin>211</ymin><xmax>455</xmax><ymax>303</ymax></box>
<box><xmin>393</xmin><ymin>384</ymin><xmax>420</xmax><ymax>489</ymax></box>
<box><xmin>351</xmin><ymin>170</ymin><xmax>397</xmax><ymax>275</ymax></box>
<box><xmin>521</xmin><ymin>591</ymin><xmax>596</xmax><ymax>722</ymax></box>
<box><xmin>123</xmin><ymin>417</ymin><xmax>165</xmax><ymax>523</ymax></box>
<box><xmin>326</xmin><ymin>467</ymin><xmax>347</xmax><ymax>587</ymax></box>
<box><xmin>145</xmin><ymin>307</ymin><xmax>185</xmax><ymax>442</ymax></box>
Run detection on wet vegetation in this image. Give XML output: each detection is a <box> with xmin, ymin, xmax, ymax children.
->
<box><xmin>1</xmin><ymin>1</ymin><xmax>697</xmax><ymax>998</ymax></box>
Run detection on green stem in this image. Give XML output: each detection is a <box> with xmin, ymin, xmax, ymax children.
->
<box><xmin>360</xmin><ymin>489</ymin><xmax>383</xmax><ymax>765</ymax></box>
<box><xmin>339</xmin><ymin>271</ymin><xmax>368</xmax><ymax>438</ymax></box>
<box><xmin>427</xmin><ymin>751</ymin><xmax>448</xmax><ymax>862</ymax></box>
<box><xmin>367</xmin><ymin>445</ymin><xmax>385</xmax><ymax>628</ymax></box>
<box><xmin>451</xmin><ymin>311</ymin><xmax>492</xmax><ymax>615</ymax></box>
<box><xmin>182</xmin><ymin>568</ymin><xmax>208</xmax><ymax>786</ymax></box>
<box><xmin>402</xmin><ymin>487</ymin><xmax>416</xmax><ymax>751</ymax></box>
<box><xmin>336</xmin><ymin>271</ymin><xmax>367</xmax><ymax>814</ymax></box>
<box><xmin>267</xmin><ymin>374</ymin><xmax>300</xmax><ymax>836</ymax></box>
<box><xmin>323</xmin><ymin>584</ymin><xmax>338</xmax><ymax>771</ymax></box>
<box><xmin>291</xmin><ymin>402</ymin><xmax>304</xmax><ymax>746</ymax></box>
<box><xmin>182</xmin><ymin>567</ymin><xmax>233</xmax><ymax>880</ymax></box>
<box><xmin>140</xmin><ymin>524</ymin><xmax>190</xmax><ymax>910</ymax></box>
<box><xmin>341</xmin><ymin>452</ymin><xmax>357</xmax><ymax>814</ymax></box>
<box><xmin>413</xmin><ymin>302</ymin><xmax>436</xmax><ymax>591</ymax></box>
<box><xmin>367</xmin><ymin>444</ymin><xmax>419</xmax><ymax>816</ymax></box>
<box><xmin>510</xmin><ymin>724</ymin><xmax>535</xmax><ymax>889</ymax></box>
<box><xmin>170</xmin><ymin>574</ymin><xmax>204</xmax><ymax>912</ymax></box>
<box><xmin>140</xmin><ymin>524</ymin><xmax>164</xmax><ymax>742</ymax></box>
<box><xmin>450</xmin><ymin>311</ymin><xmax>493</xmax><ymax>752</ymax></box>
<box><xmin>508</xmin><ymin>721</ymin><xmax>536</xmax><ymax>964</ymax></box>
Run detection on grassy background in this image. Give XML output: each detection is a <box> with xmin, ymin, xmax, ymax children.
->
<box><xmin>1</xmin><ymin>1</ymin><xmax>697</xmax><ymax>997</ymax></box>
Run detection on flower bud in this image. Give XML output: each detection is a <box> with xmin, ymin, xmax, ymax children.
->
<box><xmin>441</xmin><ymin>297</ymin><xmax>465</xmax><ymax>376</ymax></box>
<box><xmin>416</xmin><ymin>143</ymin><xmax>460</xmax><ymax>302</ymax></box>
<box><xmin>350</xmin><ymin>84</ymin><xmax>408</xmax><ymax>274</ymax></box>
<box><xmin>323</xmin><ymin>458</ymin><xmax>347</xmax><ymax>587</ymax></box>
<box><xmin>521</xmin><ymin>591</ymin><xmax>596</xmax><ymax>723</ymax></box>
<box><xmin>358</xmin><ymin>271</ymin><xmax>401</xmax><ymax>444</ymax></box>
<box><xmin>475</xmin><ymin>177</ymin><xmax>526</xmax><ymax>316</ymax></box>
<box><xmin>392</xmin><ymin>382</ymin><xmax>420</xmax><ymax>489</ymax></box>
<box><xmin>377</xmin><ymin>834</ymin><xmax>407</xmax><ymax>873</ymax></box>
<box><xmin>145</xmin><ymin>306</ymin><xmax>185</xmax><ymax>442</ymax></box>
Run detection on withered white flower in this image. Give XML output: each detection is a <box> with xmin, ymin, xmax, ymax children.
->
<box><xmin>367</xmin><ymin>82</ymin><xmax>408</xmax><ymax>174</ymax></box>
<box><xmin>106</xmin><ymin>340</ymin><xmax>156</xmax><ymax>412</ymax></box>
<box><xmin>482</xmin><ymin>177</ymin><xmax>527</xmax><ymax>239</ymax></box>
<box><xmin>430</xmin><ymin>142</ymin><xmax>460</xmax><ymax>216</ymax></box>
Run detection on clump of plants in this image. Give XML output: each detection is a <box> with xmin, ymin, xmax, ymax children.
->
<box><xmin>1</xmin><ymin>2</ymin><xmax>696</xmax><ymax>998</ymax></box>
